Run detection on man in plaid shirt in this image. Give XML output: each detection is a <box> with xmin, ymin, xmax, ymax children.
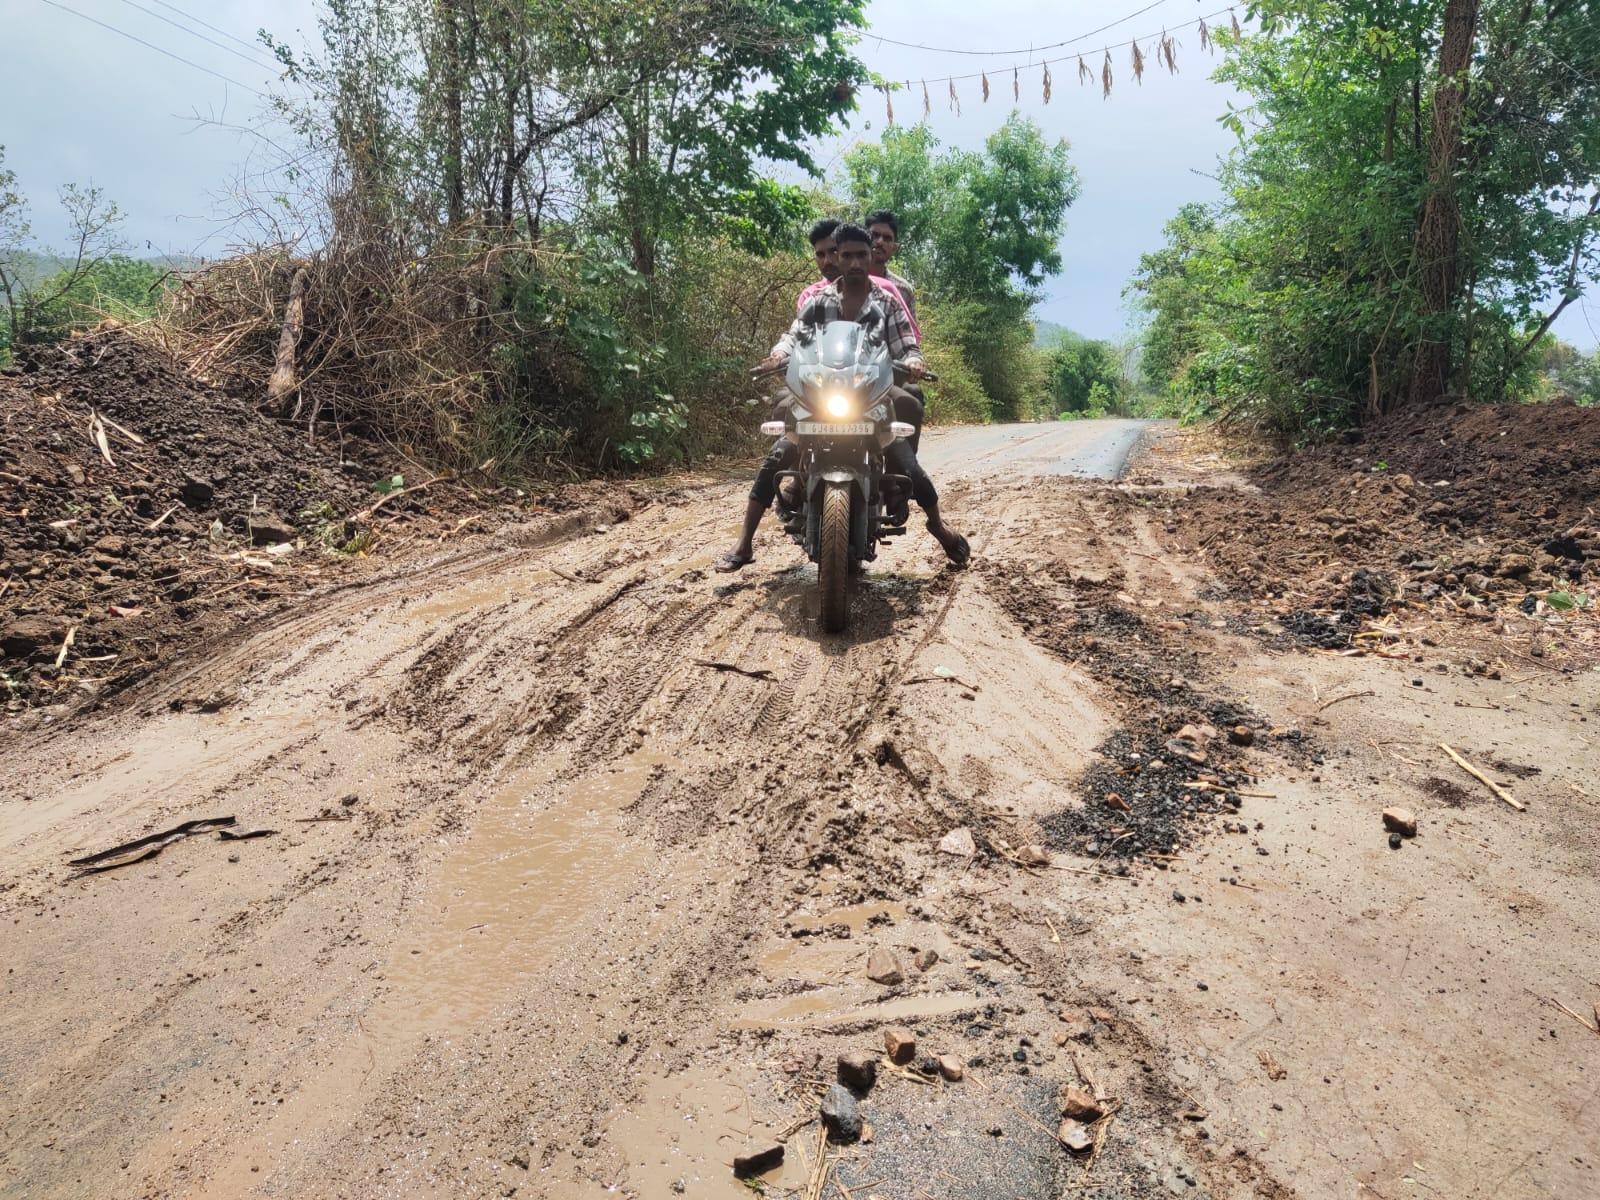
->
<box><xmin>715</xmin><ymin>223</ymin><xmax>969</xmax><ymax>573</ymax></box>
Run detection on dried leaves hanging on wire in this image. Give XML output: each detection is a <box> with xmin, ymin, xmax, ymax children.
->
<box><xmin>1231</xmin><ymin>9</ymin><xmax>1242</xmax><ymax>38</ymax></box>
<box><xmin>881</xmin><ymin>17</ymin><xmax>1210</xmax><ymax>117</ymax></box>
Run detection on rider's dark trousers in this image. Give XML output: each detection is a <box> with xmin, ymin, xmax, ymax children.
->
<box><xmin>897</xmin><ymin>387</ymin><xmax>924</xmax><ymax>453</ymax></box>
<box><xmin>749</xmin><ymin>386</ymin><xmax>937</xmax><ymax>511</ymax></box>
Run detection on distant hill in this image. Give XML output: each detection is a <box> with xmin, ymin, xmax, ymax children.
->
<box><xmin>1</xmin><ymin>248</ymin><xmax>202</xmax><ymax>285</ymax></box>
<box><xmin>1033</xmin><ymin>318</ymin><xmax>1096</xmax><ymax>349</ymax></box>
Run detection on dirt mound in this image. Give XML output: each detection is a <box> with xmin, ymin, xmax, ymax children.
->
<box><xmin>0</xmin><ymin>328</ymin><xmax>421</xmax><ymax>709</ymax></box>
<box><xmin>1162</xmin><ymin>399</ymin><xmax>1600</xmax><ymax>646</ymax></box>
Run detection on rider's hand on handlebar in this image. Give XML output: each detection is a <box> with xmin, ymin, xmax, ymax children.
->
<box><xmin>904</xmin><ymin>360</ymin><xmax>926</xmax><ymax>383</ymax></box>
<box><xmin>755</xmin><ymin>354</ymin><xmax>784</xmax><ymax>374</ymax></box>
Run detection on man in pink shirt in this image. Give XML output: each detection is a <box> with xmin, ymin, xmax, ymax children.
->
<box><xmin>794</xmin><ymin>219</ymin><xmax>925</xmax><ymax>451</ymax></box>
<box><xmin>797</xmin><ymin>219</ymin><xmax>920</xmax><ymax>340</ymax></box>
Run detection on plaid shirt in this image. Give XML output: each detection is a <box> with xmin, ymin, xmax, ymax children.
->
<box><xmin>772</xmin><ymin>282</ymin><xmax>924</xmax><ymax>369</ymax></box>
<box><xmin>795</xmin><ymin>275</ymin><xmax>920</xmax><ymax>341</ymax></box>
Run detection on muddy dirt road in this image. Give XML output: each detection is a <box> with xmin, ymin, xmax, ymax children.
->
<box><xmin>2</xmin><ymin>420</ymin><xmax>1596</xmax><ymax>1200</ymax></box>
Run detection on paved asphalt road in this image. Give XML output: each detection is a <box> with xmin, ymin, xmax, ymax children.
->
<box><xmin>918</xmin><ymin>417</ymin><xmax>1163</xmax><ymax>480</ymax></box>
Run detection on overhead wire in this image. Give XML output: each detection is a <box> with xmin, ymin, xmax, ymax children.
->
<box><xmin>861</xmin><ymin>0</ymin><xmax>1176</xmax><ymax>58</ymax></box>
<box><xmin>881</xmin><ymin>5</ymin><xmax>1241</xmax><ymax>87</ymax></box>
<box><xmin>36</xmin><ymin>0</ymin><xmax>273</xmax><ymax>99</ymax></box>
<box><xmin>113</xmin><ymin>0</ymin><xmax>283</xmax><ymax>73</ymax></box>
<box><xmin>146</xmin><ymin>0</ymin><xmax>272</xmax><ymax>59</ymax></box>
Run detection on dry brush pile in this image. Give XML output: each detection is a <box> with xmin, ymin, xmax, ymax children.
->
<box><xmin>147</xmin><ymin>232</ymin><xmax>507</xmax><ymax>463</ymax></box>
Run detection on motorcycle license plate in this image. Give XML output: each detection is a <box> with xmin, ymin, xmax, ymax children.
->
<box><xmin>796</xmin><ymin>421</ymin><xmax>873</xmax><ymax>436</ymax></box>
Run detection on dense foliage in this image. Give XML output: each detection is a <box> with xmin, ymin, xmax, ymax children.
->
<box><xmin>845</xmin><ymin>118</ymin><xmax>1079</xmax><ymax>420</ymax></box>
<box><xmin>222</xmin><ymin>0</ymin><xmax>873</xmax><ymax>467</ymax></box>
<box><xmin>1131</xmin><ymin>1</ymin><xmax>1600</xmax><ymax>436</ymax></box>
<box><xmin>10</xmin><ymin>3</ymin><xmax>1088</xmax><ymax>460</ymax></box>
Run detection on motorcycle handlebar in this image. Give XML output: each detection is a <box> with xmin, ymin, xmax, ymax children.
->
<box><xmin>749</xmin><ymin>362</ymin><xmax>940</xmax><ymax>383</ymax></box>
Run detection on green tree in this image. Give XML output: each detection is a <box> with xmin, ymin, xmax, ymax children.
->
<box><xmin>1044</xmin><ymin>331</ymin><xmax>1127</xmax><ymax>416</ymax></box>
<box><xmin>0</xmin><ymin>147</ymin><xmax>129</xmax><ymax>361</ymax></box>
<box><xmin>845</xmin><ymin>115</ymin><xmax>1079</xmax><ymax>418</ymax></box>
<box><xmin>593</xmin><ymin>0</ymin><xmax>867</xmax><ymax>274</ymax></box>
<box><xmin>252</xmin><ymin>0</ymin><xmax>869</xmax><ymax>467</ymax></box>
<box><xmin>1131</xmin><ymin>2</ymin><xmax>1600</xmax><ymax>434</ymax></box>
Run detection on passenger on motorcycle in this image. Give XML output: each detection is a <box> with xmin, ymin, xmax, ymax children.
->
<box><xmin>798</xmin><ymin>218</ymin><xmax>919</xmax><ymax>340</ymax></box>
<box><xmin>797</xmin><ymin>219</ymin><xmax>926</xmax><ymax>455</ymax></box>
<box><xmin>715</xmin><ymin>223</ymin><xmax>969</xmax><ymax>574</ymax></box>
<box><xmin>866</xmin><ymin>210</ymin><xmax>917</xmax><ymax>324</ymax></box>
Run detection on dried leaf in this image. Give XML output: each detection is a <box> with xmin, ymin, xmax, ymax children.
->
<box><xmin>97</xmin><ymin>412</ymin><xmax>145</xmax><ymax>446</ymax></box>
<box><xmin>1042</xmin><ymin>63</ymin><xmax>1052</xmax><ymax>103</ymax></box>
<box><xmin>981</xmin><ymin>72</ymin><xmax>990</xmax><ymax>102</ymax></box>
<box><xmin>88</xmin><ymin>412</ymin><xmax>114</xmax><ymax>466</ymax></box>
<box><xmin>1162</xmin><ymin>32</ymin><xmax>1179</xmax><ymax>73</ymax></box>
<box><xmin>922</xmin><ymin>79</ymin><xmax>930</xmax><ymax>118</ymax></box>
<box><xmin>885</xmin><ymin>85</ymin><xmax>894</xmax><ymax>125</ymax></box>
<box><xmin>108</xmin><ymin>605</ymin><xmax>144</xmax><ymax>618</ymax></box>
<box><xmin>1231</xmin><ymin>9</ymin><xmax>1242</xmax><ymax>38</ymax></box>
<box><xmin>948</xmin><ymin>78</ymin><xmax>960</xmax><ymax>114</ymax></box>
<box><xmin>1199</xmin><ymin>19</ymin><xmax>1212</xmax><ymax>52</ymax></box>
<box><xmin>1013</xmin><ymin>67</ymin><xmax>1020</xmax><ymax>101</ymax></box>
<box><xmin>1102</xmin><ymin>50</ymin><xmax>1113</xmax><ymax>98</ymax></box>
<box><xmin>1131</xmin><ymin>40</ymin><xmax>1145</xmax><ymax>83</ymax></box>
<box><xmin>1078</xmin><ymin>55</ymin><xmax>1091</xmax><ymax>86</ymax></box>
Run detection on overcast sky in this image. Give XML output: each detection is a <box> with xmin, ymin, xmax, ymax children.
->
<box><xmin>3</xmin><ymin>0</ymin><xmax>1595</xmax><ymax>349</ymax></box>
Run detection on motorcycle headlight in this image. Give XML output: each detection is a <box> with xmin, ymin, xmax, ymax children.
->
<box><xmin>824</xmin><ymin>392</ymin><xmax>856</xmax><ymax>420</ymax></box>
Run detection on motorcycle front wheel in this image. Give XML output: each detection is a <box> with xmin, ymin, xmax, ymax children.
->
<box><xmin>818</xmin><ymin>479</ymin><xmax>851</xmax><ymax>633</ymax></box>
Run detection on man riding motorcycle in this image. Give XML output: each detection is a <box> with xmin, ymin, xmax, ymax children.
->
<box><xmin>799</xmin><ymin>218</ymin><xmax>919</xmax><ymax>339</ymax></box>
<box><xmin>799</xmin><ymin>218</ymin><xmax>925</xmax><ymax>453</ymax></box>
<box><xmin>715</xmin><ymin>223</ymin><xmax>969</xmax><ymax>574</ymax></box>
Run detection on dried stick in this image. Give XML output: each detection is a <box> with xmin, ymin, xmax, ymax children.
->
<box><xmin>1316</xmin><ymin>690</ymin><xmax>1375</xmax><ymax>713</ymax></box>
<box><xmin>1440</xmin><ymin>743</ymin><xmax>1525</xmax><ymax>811</ymax></box>
<box><xmin>1549</xmin><ymin>997</ymin><xmax>1600</xmax><ymax>1037</ymax></box>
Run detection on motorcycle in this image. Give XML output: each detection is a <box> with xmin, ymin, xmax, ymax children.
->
<box><xmin>753</xmin><ymin>320</ymin><xmax>928</xmax><ymax>633</ymax></box>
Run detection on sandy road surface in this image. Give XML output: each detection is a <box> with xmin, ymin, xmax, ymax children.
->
<box><xmin>2</xmin><ymin>420</ymin><xmax>1596</xmax><ymax>1200</ymax></box>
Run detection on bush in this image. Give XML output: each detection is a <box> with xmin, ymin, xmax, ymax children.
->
<box><xmin>916</xmin><ymin>299</ymin><xmax>990</xmax><ymax>424</ymax></box>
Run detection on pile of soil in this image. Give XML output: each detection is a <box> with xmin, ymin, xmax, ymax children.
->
<box><xmin>0</xmin><ymin>328</ymin><xmax>432</xmax><ymax>709</ymax></box>
<box><xmin>981</xmin><ymin>507</ymin><xmax>1297</xmax><ymax>866</ymax></box>
<box><xmin>1159</xmin><ymin>399</ymin><xmax>1600</xmax><ymax>645</ymax></box>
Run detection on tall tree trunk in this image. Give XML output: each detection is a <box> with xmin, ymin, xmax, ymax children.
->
<box><xmin>438</xmin><ymin>0</ymin><xmax>465</xmax><ymax>228</ymax></box>
<box><xmin>1408</xmin><ymin>0</ymin><xmax>1480</xmax><ymax>407</ymax></box>
<box><xmin>625</xmin><ymin>90</ymin><xmax>656</xmax><ymax>276</ymax></box>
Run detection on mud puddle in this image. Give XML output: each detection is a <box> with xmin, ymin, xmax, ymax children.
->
<box><xmin>204</xmin><ymin>749</ymin><xmax>675</xmax><ymax>1194</ymax></box>
<box><xmin>381</xmin><ymin>749</ymin><xmax>666</xmax><ymax>1038</ymax></box>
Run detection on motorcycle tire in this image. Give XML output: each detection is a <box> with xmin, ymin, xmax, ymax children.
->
<box><xmin>819</xmin><ymin>479</ymin><xmax>851</xmax><ymax>633</ymax></box>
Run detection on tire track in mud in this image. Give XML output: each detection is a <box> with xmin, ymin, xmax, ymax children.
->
<box><xmin>6</xmin><ymin>425</ymin><xmax>1287</xmax><ymax>1200</ymax></box>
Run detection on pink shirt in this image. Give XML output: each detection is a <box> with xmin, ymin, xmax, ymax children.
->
<box><xmin>797</xmin><ymin>276</ymin><xmax>921</xmax><ymax>341</ymax></box>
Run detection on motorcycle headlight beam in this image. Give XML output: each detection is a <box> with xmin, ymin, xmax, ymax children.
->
<box><xmin>824</xmin><ymin>393</ymin><xmax>855</xmax><ymax>420</ymax></box>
